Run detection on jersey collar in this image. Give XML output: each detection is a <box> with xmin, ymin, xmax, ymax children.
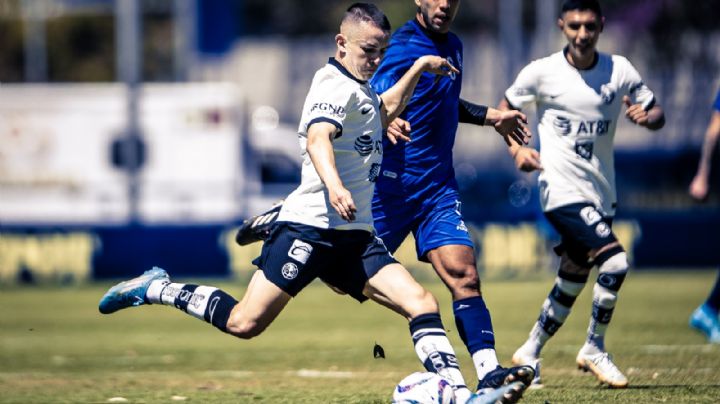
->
<box><xmin>412</xmin><ymin>19</ymin><xmax>449</xmax><ymax>42</ymax></box>
<box><xmin>328</xmin><ymin>57</ymin><xmax>367</xmax><ymax>84</ymax></box>
<box><xmin>562</xmin><ymin>46</ymin><xmax>599</xmax><ymax>71</ymax></box>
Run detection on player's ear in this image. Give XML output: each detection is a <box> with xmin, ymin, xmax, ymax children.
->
<box><xmin>557</xmin><ymin>18</ymin><xmax>564</xmax><ymax>31</ymax></box>
<box><xmin>336</xmin><ymin>33</ymin><xmax>347</xmax><ymax>54</ymax></box>
<box><xmin>414</xmin><ymin>0</ymin><xmax>421</xmax><ymax>8</ymax></box>
<box><xmin>599</xmin><ymin>16</ymin><xmax>605</xmax><ymax>33</ymax></box>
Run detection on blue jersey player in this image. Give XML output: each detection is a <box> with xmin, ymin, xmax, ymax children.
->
<box><xmin>688</xmin><ymin>88</ymin><xmax>720</xmax><ymax>344</ymax></box>
<box><xmin>370</xmin><ymin>0</ymin><xmax>533</xmax><ymax>392</ymax></box>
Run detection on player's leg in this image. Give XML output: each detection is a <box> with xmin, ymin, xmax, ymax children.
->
<box><xmin>689</xmin><ymin>268</ymin><xmax>720</xmax><ymax>343</ymax></box>
<box><xmin>99</xmin><ymin>223</ymin><xmax>316</xmax><ymax>339</ymax></box>
<box><xmin>573</xmin><ymin>239</ymin><xmax>629</xmax><ymax>388</ymax></box>
<box><xmin>542</xmin><ymin>204</ymin><xmax>629</xmax><ymax>387</ymax></box>
<box><xmin>512</xmin><ymin>248</ymin><xmax>591</xmax><ymax>386</ymax></box>
<box><xmin>363</xmin><ymin>262</ymin><xmax>474</xmax><ymax>404</ymax></box>
<box><xmin>98</xmin><ymin>266</ymin><xmax>290</xmax><ymax>338</ymax></box>
<box><xmin>416</xmin><ymin>192</ymin><xmax>534</xmax><ymax>389</ymax></box>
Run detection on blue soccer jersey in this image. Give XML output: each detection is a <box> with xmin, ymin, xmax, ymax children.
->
<box><xmin>370</xmin><ymin>20</ymin><xmax>471</xmax><ymax>259</ymax></box>
<box><xmin>371</xmin><ymin>19</ymin><xmax>463</xmax><ymax>197</ymax></box>
<box><xmin>714</xmin><ymin>89</ymin><xmax>720</xmax><ymax>112</ymax></box>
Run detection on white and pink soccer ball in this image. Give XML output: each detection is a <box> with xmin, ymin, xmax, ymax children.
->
<box><xmin>392</xmin><ymin>372</ymin><xmax>455</xmax><ymax>404</ymax></box>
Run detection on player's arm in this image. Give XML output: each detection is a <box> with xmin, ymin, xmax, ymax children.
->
<box><xmin>689</xmin><ymin>110</ymin><xmax>720</xmax><ymax>201</ymax></box>
<box><xmin>622</xmin><ymin>96</ymin><xmax>665</xmax><ymax>130</ymax></box>
<box><xmin>498</xmin><ymin>98</ymin><xmax>542</xmax><ymax>172</ymax></box>
<box><xmin>306</xmin><ymin>121</ymin><xmax>356</xmax><ymax>222</ymax></box>
<box><xmin>380</xmin><ymin>55</ymin><xmax>458</xmax><ymax>123</ymax></box>
<box><xmin>459</xmin><ymin>98</ymin><xmax>531</xmax><ymax>145</ymax></box>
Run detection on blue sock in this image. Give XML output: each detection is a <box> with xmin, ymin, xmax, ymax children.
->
<box><xmin>705</xmin><ymin>269</ymin><xmax>720</xmax><ymax>313</ymax></box>
<box><xmin>453</xmin><ymin>296</ymin><xmax>495</xmax><ymax>354</ymax></box>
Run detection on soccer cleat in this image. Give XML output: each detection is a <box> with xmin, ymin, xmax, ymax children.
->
<box><xmin>98</xmin><ymin>267</ymin><xmax>169</xmax><ymax>314</ymax></box>
<box><xmin>576</xmin><ymin>350</ymin><xmax>628</xmax><ymax>388</ymax></box>
<box><xmin>234</xmin><ymin>200</ymin><xmax>284</xmax><ymax>246</ymax></box>
<box><xmin>511</xmin><ymin>346</ymin><xmax>543</xmax><ymax>388</ymax></box>
<box><xmin>477</xmin><ymin>365</ymin><xmax>535</xmax><ymax>391</ymax></box>
<box><xmin>689</xmin><ymin>304</ymin><xmax>720</xmax><ymax>344</ymax></box>
<box><xmin>469</xmin><ymin>381</ymin><xmax>526</xmax><ymax>404</ymax></box>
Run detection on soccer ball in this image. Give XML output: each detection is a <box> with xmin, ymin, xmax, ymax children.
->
<box><xmin>392</xmin><ymin>372</ymin><xmax>456</xmax><ymax>404</ymax></box>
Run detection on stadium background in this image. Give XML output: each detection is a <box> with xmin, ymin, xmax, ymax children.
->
<box><xmin>0</xmin><ymin>0</ymin><xmax>719</xmax><ymax>282</ymax></box>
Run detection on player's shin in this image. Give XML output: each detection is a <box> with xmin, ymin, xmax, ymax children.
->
<box><xmin>410</xmin><ymin>313</ymin><xmax>472</xmax><ymax>402</ymax></box>
<box><xmin>523</xmin><ymin>270</ymin><xmax>588</xmax><ymax>357</ymax></box>
<box><xmin>585</xmin><ymin>250</ymin><xmax>628</xmax><ymax>352</ymax></box>
<box><xmin>453</xmin><ymin>296</ymin><xmax>499</xmax><ymax>380</ymax></box>
<box><xmin>146</xmin><ymin>280</ymin><xmax>239</xmax><ymax>332</ymax></box>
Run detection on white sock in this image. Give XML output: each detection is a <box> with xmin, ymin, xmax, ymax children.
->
<box><xmin>472</xmin><ymin>348</ymin><xmax>500</xmax><ymax>380</ymax></box>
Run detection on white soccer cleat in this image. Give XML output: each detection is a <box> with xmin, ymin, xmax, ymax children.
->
<box><xmin>576</xmin><ymin>350</ymin><xmax>628</xmax><ymax>388</ymax></box>
<box><xmin>511</xmin><ymin>345</ymin><xmax>543</xmax><ymax>389</ymax></box>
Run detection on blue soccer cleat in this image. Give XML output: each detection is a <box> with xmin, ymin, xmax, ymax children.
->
<box><xmin>98</xmin><ymin>267</ymin><xmax>169</xmax><ymax>314</ymax></box>
<box><xmin>477</xmin><ymin>365</ymin><xmax>535</xmax><ymax>391</ymax></box>
<box><xmin>469</xmin><ymin>381</ymin><xmax>526</xmax><ymax>404</ymax></box>
<box><xmin>689</xmin><ymin>304</ymin><xmax>720</xmax><ymax>344</ymax></box>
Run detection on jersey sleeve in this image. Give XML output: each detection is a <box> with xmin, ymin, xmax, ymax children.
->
<box><xmin>504</xmin><ymin>61</ymin><xmax>541</xmax><ymax>110</ymax></box>
<box><xmin>714</xmin><ymin>89</ymin><xmax>720</xmax><ymax>112</ymax></box>
<box><xmin>620</xmin><ymin>57</ymin><xmax>656</xmax><ymax>111</ymax></box>
<box><xmin>303</xmin><ymin>76</ymin><xmax>355</xmax><ymax>138</ymax></box>
<box><xmin>371</xmin><ymin>44</ymin><xmax>415</xmax><ymax>95</ymax></box>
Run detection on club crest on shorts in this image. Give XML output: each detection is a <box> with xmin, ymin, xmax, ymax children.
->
<box><xmin>288</xmin><ymin>239</ymin><xmax>313</xmax><ymax>264</ymax></box>
<box><xmin>580</xmin><ymin>206</ymin><xmax>602</xmax><ymax>226</ymax></box>
<box><xmin>595</xmin><ymin>222</ymin><xmax>611</xmax><ymax>238</ymax></box>
<box><xmin>281</xmin><ymin>262</ymin><xmax>299</xmax><ymax>280</ymax></box>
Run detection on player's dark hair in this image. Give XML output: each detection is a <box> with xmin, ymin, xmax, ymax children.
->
<box><xmin>561</xmin><ymin>0</ymin><xmax>603</xmax><ymax>18</ymax></box>
<box><xmin>344</xmin><ymin>3</ymin><xmax>391</xmax><ymax>32</ymax></box>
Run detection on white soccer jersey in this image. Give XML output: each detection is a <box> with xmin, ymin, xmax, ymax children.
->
<box><xmin>505</xmin><ymin>50</ymin><xmax>656</xmax><ymax>216</ymax></box>
<box><xmin>277</xmin><ymin>58</ymin><xmax>384</xmax><ymax>231</ymax></box>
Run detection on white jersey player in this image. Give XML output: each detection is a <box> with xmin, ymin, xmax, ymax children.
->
<box><xmin>278</xmin><ymin>57</ymin><xmax>384</xmax><ymax>231</ymax></box>
<box><xmin>499</xmin><ymin>0</ymin><xmax>665</xmax><ymax>389</ymax></box>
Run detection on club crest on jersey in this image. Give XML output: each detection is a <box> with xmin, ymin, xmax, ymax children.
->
<box><xmin>281</xmin><ymin>262</ymin><xmax>299</xmax><ymax>280</ymax></box>
<box><xmin>310</xmin><ymin>102</ymin><xmax>345</xmax><ymax>118</ymax></box>
<box><xmin>288</xmin><ymin>239</ymin><xmax>313</xmax><ymax>264</ymax></box>
<box><xmin>600</xmin><ymin>84</ymin><xmax>616</xmax><ymax>105</ymax></box>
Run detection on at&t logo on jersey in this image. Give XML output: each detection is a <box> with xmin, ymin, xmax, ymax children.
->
<box><xmin>354</xmin><ymin>135</ymin><xmax>382</xmax><ymax>157</ymax></box>
<box><xmin>555</xmin><ymin>116</ymin><xmax>612</xmax><ymax>136</ymax></box>
<box><xmin>554</xmin><ymin>116</ymin><xmax>572</xmax><ymax>135</ymax></box>
<box><xmin>310</xmin><ymin>102</ymin><xmax>346</xmax><ymax>118</ymax></box>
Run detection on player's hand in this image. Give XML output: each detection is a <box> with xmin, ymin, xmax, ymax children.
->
<box><xmin>689</xmin><ymin>174</ymin><xmax>709</xmax><ymax>202</ymax></box>
<box><xmin>514</xmin><ymin>147</ymin><xmax>542</xmax><ymax>172</ymax></box>
<box><xmin>416</xmin><ymin>55</ymin><xmax>459</xmax><ymax>77</ymax></box>
<box><xmin>329</xmin><ymin>185</ymin><xmax>357</xmax><ymax>222</ymax></box>
<box><xmin>623</xmin><ymin>96</ymin><xmax>651</xmax><ymax>126</ymax></box>
<box><xmin>494</xmin><ymin>110</ymin><xmax>531</xmax><ymax>146</ymax></box>
<box><xmin>387</xmin><ymin>118</ymin><xmax>411</xmax><ymax>145</ymax></box>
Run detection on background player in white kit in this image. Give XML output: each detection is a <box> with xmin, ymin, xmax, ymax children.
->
<box><xmin>499</xmin><ymin>0</ymin><xmax>665</xmax><ymax>389</ymax></box>
<box><xmin>99</xmin><ymin>4</ymin><xmax>526</xmax><ymax>403</ymax></box>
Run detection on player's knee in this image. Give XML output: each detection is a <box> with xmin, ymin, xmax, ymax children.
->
<box><xmin>593</xmin><ymin>282</ymin><xmax>618</xmax><ymax>308</ymax></box>
<box><xmin>404</xmin><ymin>288</ymin><xmax>439</xmax><ymax>317</ymax></box>
<box><xmin>445</xmin><ymin>263</ymin><xmax>480</xmax><ymax>293</ymax></box>
<box><xmin>225</xmin><ymin>315</ymin><xmax>267</xmax><ymax>340</ymax></box>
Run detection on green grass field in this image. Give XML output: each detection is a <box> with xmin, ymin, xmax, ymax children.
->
<box><xmin>2</xmin><ymin>271</ymin><xmax>719</xmax><ymax>403</ymax></box>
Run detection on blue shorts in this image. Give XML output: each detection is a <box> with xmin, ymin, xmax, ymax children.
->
<box><xmin>544</xmin><ymin>203</ymin><xmax>618</xmax><ymax>266</ymax></box>
<box><xmin>252</xmin><ymin>222</ymin><xmax>397</xmax><ymax>302</ymax></box>
<box><xmin>372</xmin><ymin>186</ymin><xmax>473</xmax><ymax>262</ymax></box>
